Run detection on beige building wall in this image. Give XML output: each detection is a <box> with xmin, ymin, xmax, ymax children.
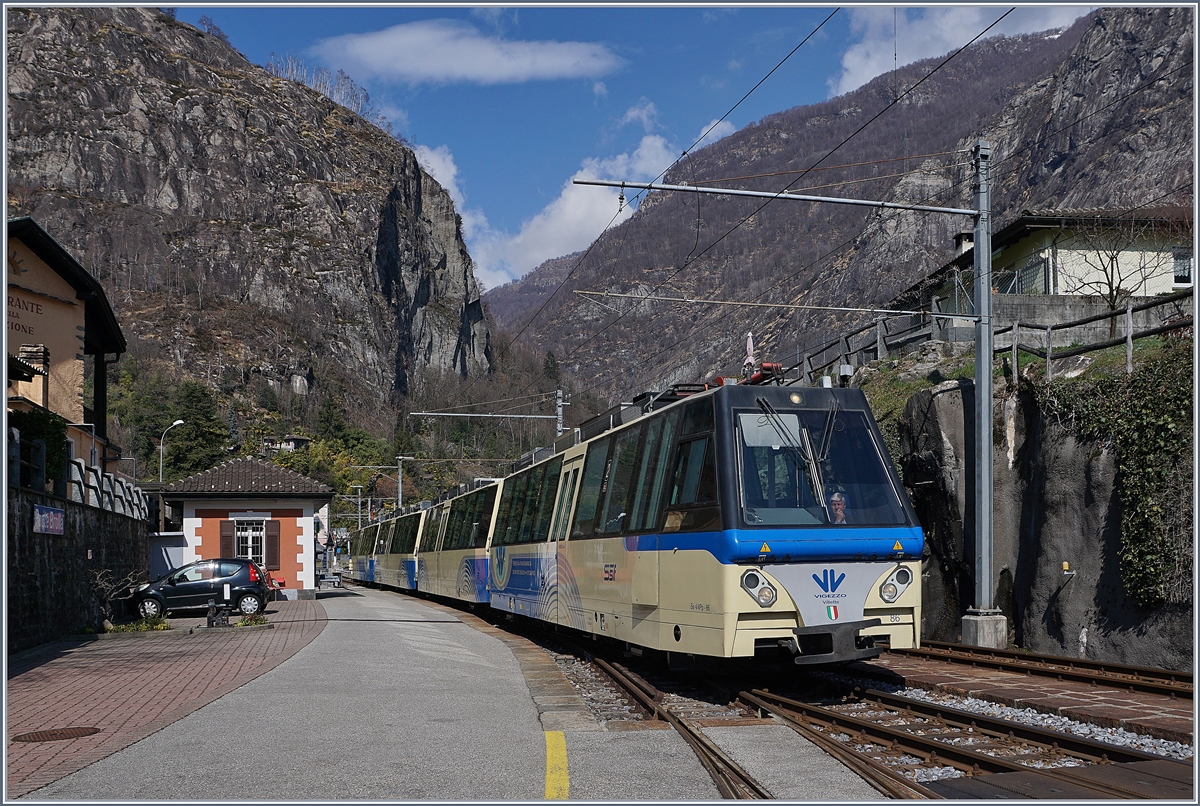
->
<box><xmin>7</xmin><ymin>238</ymin><xmax>86</xmax><ymax>422</ymax></box>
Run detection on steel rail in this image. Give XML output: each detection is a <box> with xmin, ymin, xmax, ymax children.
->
<box><xmin>738</xmin><ymin>690</ymin><xmax>942</xmax><ymax>799</ymax></box>
<box><xmin>889</xmin><ymin>643</ymin><xmax>1192</xmax><ymax>699</ymax></box>
<box><xmin>746</xmin><ymin>689</ymin><xmax>1151</xmax><ymax>800</ymax></box>
<box><xmin>858</xmin><ymin>688</ymin><xmax>1171</xmax><ymax>765</ymax></box>
<box><xmin>593</xmin><ymin>658</ymin><xmax>771</xmax><ymax>799</ymax></box>
<box><xmin>917</xmin><ymin>640</ymin><xmax>1194</xmax><ymax>686</ymax></box>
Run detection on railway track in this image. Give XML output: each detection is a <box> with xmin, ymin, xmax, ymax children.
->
<box><xmin>593</xmin><ymin>657</ymin><xmax>772</xmax><ymax>799</ymax></box>
<box><xmin>740</xmin><ymin>687</ymin><xmax>1194</xmax><ymax>799</ymax></box>
<box><xmin>888</xmin><ymin>641</ymin><xmax>1193</xmax><ymax>700</ymax></box>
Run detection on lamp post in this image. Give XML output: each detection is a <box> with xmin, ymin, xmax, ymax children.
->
<box><xmin>159</xmin><ymin>419</ymin><xmax>184</xmax><ymax>482</ymax></box>
<box><xmin>397</xmin><ymin>455</ymin><xmax>415</xmax><ymax>510</ymax></box>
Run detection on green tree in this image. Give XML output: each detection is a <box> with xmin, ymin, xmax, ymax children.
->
<box><xmin>163</xmin><ymin>380</ymin><xmax>229</xmax><ymax>480</ymax></box>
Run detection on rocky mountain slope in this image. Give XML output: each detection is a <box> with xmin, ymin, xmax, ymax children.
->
<box><xmin>7</xmin><ymin>7</ymin><xmax>491</xmax><ymax>435</ymax></box>
<box><xmin>484</xmin><ymin>8</ymin><xmax>1192</xmax><ymax>401</ymax></box>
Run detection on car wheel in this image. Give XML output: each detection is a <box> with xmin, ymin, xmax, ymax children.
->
<box><xmin>138</xmin><ymin>598</ymin><xmax>163</xmax><ymax>619</ymax></box>
<box><xmin>236</xmin><ymin>595</ymin><xmax>263</xmax><ymax>616</ymax></box>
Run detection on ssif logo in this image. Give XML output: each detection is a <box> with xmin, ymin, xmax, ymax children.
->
<box><xmin>491</xmin><ymin>546</ymin><xmax>511</xmax><ymax>589</ymax></box>
<box><xmin>603</xmin><ymin>563</ymin><xmax>616</xmax><ymax>581</ymax></box>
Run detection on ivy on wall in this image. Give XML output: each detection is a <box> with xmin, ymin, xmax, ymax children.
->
<box><xmin>1035</xmin><ymin>339</ymin><xmax>1193</xmax><ymax>608</ymax></box>
<box><xmin>7</xmin><ymin>407</ymin><xmax>68</xmax><ymax>482</ymax></box>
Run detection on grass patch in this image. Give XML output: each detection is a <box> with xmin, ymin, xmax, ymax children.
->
<box><xmin>106</xmin><ymin>616</ymin><xmax>172</xmax><ymax>633</ymax></box>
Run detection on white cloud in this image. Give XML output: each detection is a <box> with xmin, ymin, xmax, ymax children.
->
<box><xmin>311</xmin><ymin>19</ymin><xmax>623</xmax><ymax>86</ymax></box>
<box><xmin>413</xmin><ymin>144</ymin><xmax>465</xmax><ymax>206</ymax></box>
<box><xmin>830</xmin><ymin>6</ymin><xmax>1095</xmax><ymax>96</ymax></box>
<box><xmin>694</xmin><ymin>118</ymin><xmax>736</xmax><ymax>150</ymax></box>
<box><xmin>468</xmin><ymin>135</ymin><xmax>679</xmax><ymax>288</ymax></box>
<box><xmin>620</xmin><ymin>100</ymin><xmax>659</xmax><ymax>132</ymax></box>
<box><xmin>593</xmin><ymin>81</ymin><xmax>608</xmax><ymax>97</ymax></box>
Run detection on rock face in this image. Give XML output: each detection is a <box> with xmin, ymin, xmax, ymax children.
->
<box><xmin>900</xmin><ymin>378</ymin><xmax>1192</xmax><ymax>671</ymax></box>
<box><xmin>6</xmin><ymin>7</ymin><xmax>490</xmax><ymax>423</ymax></box>
<box><xmin>485</xmin><ymin>8</ymin><xmax>1191</xmax><ymax>402</ymax></box>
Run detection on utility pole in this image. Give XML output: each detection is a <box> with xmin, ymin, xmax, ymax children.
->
<box><xmin>576</xmin><ymin>140</ymin><xmax>1005</xmax><ymax>649</ymax></box>
<box><xmin>397</xmin><ymin>455</ymin><xmax>414</xmax><ymax>509</ymax></box>
<box><xmin>963</xmin><ymin>141</ymin><xmax>1006</xmax><ymax>648</ymax></box>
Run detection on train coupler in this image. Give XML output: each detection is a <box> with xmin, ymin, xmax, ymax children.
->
<box><xmin>790</xmin><ymin>618</ymin><xmax>883</xmax><ymax>665</ymax></box>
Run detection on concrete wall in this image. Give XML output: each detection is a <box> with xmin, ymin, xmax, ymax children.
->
<box><xmin>899</xmin><ymin>379</ymin><xmax>1192</xmax><ymax>671</ymax></box>
<box><xmin>7</xmin><ymin>487</ymin><xmax>149</xmax><ymax>653</ymax></box>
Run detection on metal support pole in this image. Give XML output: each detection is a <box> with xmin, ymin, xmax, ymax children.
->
<box><xmin>1011</xmin><ymin>322</ymin><xmax>1019</xmax><ymax>381</ymax></box>
<box><xmin>1125</xmin><ymin>303</ymin><xmax>1134</xmax><ymax>374</ymax></box>
<box><xmin>1045</xmin><ymin>327</ymin><xmax>1053</xmax><ymax>380</ymax></box>
<box><xmin>555</xmin><ymin>389</ymin><xmax>564</xmax><ymax>438</ymax></box>
<box><xmin>876</xmin><ymin>318</ymin><xmax>887</xmax><ymax>362</ymax></box>
<box><xmin>963</xmin><ymin>139</ymin><xmax>1005</xmax><ymax>648</ymax></box>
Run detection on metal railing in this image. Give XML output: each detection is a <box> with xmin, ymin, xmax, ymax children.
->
<box><xmin>787</xmin><ymin>288</ymin><xmax>1192</xmax><ymax>386</ymax></box>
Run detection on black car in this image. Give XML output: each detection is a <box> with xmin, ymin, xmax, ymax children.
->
<box><xmin>134</xmin><ymin>558</ymin><xmax>269</xmax><ymax>618</ymax></box>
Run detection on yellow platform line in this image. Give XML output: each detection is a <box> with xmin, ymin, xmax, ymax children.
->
<box><xmin>544</xmin><ymin>731</ymin><xmax>569</xmax><ymax>799</ymax></box>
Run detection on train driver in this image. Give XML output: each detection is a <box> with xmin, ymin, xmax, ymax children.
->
<box><xmin>828</xmin><ymin>491</ymin><xmax>848</xmax><ymax>524</ymax></box>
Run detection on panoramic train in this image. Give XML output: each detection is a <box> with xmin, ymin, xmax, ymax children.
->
<box><xmin>343</xmin><ymin>382</ymin><xmax>923</xmax><ymax>665</ymax></box>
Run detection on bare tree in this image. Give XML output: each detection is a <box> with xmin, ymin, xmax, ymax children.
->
<box><xmin>89</xmin><ymin>568</ymin><xmax>143</xmax><ymax>629</ymax></box>
<box><xmin>1058</xmin><ymin>211</ymin><xmax>1192</xmax><ymax>334</ymax></box>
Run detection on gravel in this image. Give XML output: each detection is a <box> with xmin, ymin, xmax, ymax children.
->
<box><xmin>819</xmin><ymin>670</ymin><xmax>1194</xmax><ymax>762</ymax></box>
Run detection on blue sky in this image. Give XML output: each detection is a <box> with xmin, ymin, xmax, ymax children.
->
<box><xmin>176</xmin><ymin>5</ymin><xmax>1092</xmax><ymax>291</ymax></box>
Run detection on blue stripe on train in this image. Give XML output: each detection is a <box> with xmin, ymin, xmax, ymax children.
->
<box><xmin>624</xmin><ymin>526</ymin><xmax>923</xmax><ymax>563</ymax></box>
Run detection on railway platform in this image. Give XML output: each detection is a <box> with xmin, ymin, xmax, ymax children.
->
<box><xmin>9</xmin><ymin>586</ymin><xmax>889</xmax><ymax>800</ymax></box>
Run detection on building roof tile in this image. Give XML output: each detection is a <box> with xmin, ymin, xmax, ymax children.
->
<box><xmin>165</xmin><ymin>457</ymin><xmax>333</xmax><ymax>498</ymax></box>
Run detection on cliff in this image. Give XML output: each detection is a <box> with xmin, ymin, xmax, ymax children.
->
<box><xmin>6</xmin><ymin>7</ymin><xmax>491</xmax><ymax>433</ymax></box>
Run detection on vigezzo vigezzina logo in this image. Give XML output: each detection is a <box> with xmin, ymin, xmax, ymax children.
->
<box><xmin>812</xmin><ymin>568</ymin><xmax>845</xmax><ymax>593</ymax></box>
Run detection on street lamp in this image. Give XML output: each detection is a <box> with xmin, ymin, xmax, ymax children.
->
<box><xmin>397</xmin><ymin>455</ymin><xmax>415</xmax><ymax>510</ymax></box>
<box><xmin>159</xmin><ymin>419</ymin><xmax>184</xmax><ymax>482</ymax></box>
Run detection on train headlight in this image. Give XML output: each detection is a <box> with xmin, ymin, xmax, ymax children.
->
<box><xmin>741</xmin><ymin>570</ymin><xmax>777</xmax><ymax>608</ymax></box>
<box><xmin>879</xmin><ymin>565</ymin><xmax>914</xmax><ymax>603</ymax></box>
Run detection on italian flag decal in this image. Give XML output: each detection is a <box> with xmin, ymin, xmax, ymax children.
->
<box><xmin>826</xmin><ymin>605</ymin><xmax>839</xmax><ymax>620</ymax></box>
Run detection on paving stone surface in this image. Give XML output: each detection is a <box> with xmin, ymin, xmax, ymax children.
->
<box><xmin>870</xmin><ymin>652</ymin><xmax>1193</xmax><ymax>743</ymax></box>
<box><xmin>5</xmin><ymin>599</ymin><xmax>326</xmax><ymax>799</ymax></box>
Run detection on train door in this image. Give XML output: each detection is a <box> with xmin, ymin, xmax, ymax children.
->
<box><xmin>549</xmin><ymin>455</ymin><xmax>584</xmax><ymax>630</ymax></box>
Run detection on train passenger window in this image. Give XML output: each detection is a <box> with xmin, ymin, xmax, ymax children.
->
<box><xmin>597</xmin><ymin>426</ymin><xmax>642</xmax><ymax>534</ymax></box>
<box><xmin>516</xmin><ymin>463</ymin><xmax>547</xmax><ymax>543</ymax></box>
<box><xmin>549</xmin><ymin>467</ymin><xmax>580</xmax><ymax>542</ymax></box>
<box><xmin>629</xmin><ymin>409</ymin><xmax>679</xmax><ymax>532</ymax></box>
<box><xmin>530</xmin><ymin>458</ymin><xmax>563</xmax><ymax>543</ymax></box>
<box><xmin>472</xmin><ymin>486</ymin><xmax>499</xmax><ymax>547</ymax></box>
<box><xmin>495</xmin><ymin>471</ymin><xmax>528</xmax><ymax>545</ymax></box>
<box><xmin>670</xmin><ymin>437</ymin><xmax>717</xmax><ymax>506</ymax></box>
<box><xmin>680</xmin><ymin>397</ymin><xmax>714</xmax><ymax>436</ymax></box>
<box><xmin>395</xmin><ymin>516</ymin><xmax>420</xmax><ymax>554</ymax></box>
<box><xmin>571</xmin><ymin>437</ymin><xmax>611</xmax><ymax>538</ymax></box>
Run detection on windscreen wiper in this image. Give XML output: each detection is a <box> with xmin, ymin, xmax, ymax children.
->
<box><xmin>756</xmin><ymin>398</ymin><xmax>828</xmax><ymax>521</ymax></box>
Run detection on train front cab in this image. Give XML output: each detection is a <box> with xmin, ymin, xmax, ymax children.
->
<box><xmin>500</xmin><ymin>384</ymin><xmax>922</xmax><ymax>666</ymax></box>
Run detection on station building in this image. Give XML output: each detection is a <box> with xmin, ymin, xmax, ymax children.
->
<box><xmin>163</xmin><ymin>457</ymin><xmax>333</xmax><ymax>598</ymax></box>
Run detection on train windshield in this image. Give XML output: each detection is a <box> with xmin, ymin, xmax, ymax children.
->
<box><xmin>736</xmin><ymin>404</ymin><xmax>909</xmax><ymax>527</ymax></box>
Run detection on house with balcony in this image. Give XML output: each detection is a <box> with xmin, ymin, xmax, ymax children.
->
<box><xmin>894</xmin><ymin>206</ymin><xmax>1193</xmax><ymax>345</ymax></box>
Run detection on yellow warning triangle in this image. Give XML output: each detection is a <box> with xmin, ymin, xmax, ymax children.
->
<box><xmin>760</xmin><ymin>543</ymin><xmax>771</xmax><ymax>553</ymax></box>
<box><xmin>893</xmin><ymin>540</ymin><xmax>904</xmax><ymax>551</ymax></box>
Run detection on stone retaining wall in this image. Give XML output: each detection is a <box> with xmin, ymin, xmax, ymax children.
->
<box><xmin>7</xmin><ymin>487</ymin><xmax>149</xmax><ymax>653</ymax></box>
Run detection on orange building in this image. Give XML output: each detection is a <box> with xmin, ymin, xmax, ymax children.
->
<box><xmin>164</xmin><ymin>458</ymin><xmax>333</xmax><ymax>598</ymax></box>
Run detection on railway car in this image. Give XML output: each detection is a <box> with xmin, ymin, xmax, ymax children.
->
<box><xmin>415</xmin><ymin>482</ymin><xmax>501</xmax><ymax>604</ymax></box>
<box><xmin>486</xmin><ymin>383</ymin><xmax>922</xmax><ymax>665</ymax></box>
<box><xmin>346</xmin><ymin>381</ymin><xmax>922</xmax><ymax>666</ymax></box>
